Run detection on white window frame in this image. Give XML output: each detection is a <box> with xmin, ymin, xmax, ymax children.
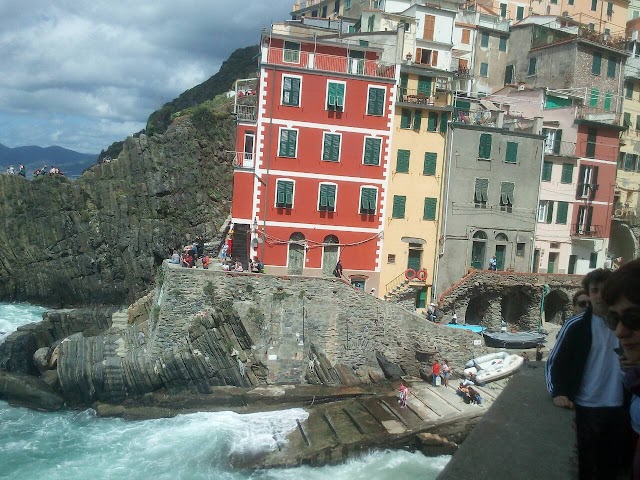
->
<box><xmin>366</xmin><ymin>85</ymin><xmax>386</xmax><ymax>116</ymax></box>
<box><xmin>278</xmin><ymin>127</ymin><xmax>299</xmax><ymax>158</ymax></box>
<box><xmin>579</xmin><ymin>165</ymin><xmax>593</xmax><ymax>198</ymax></box>
<box><xmin>537</xmin><ymin>201</ymin><xmax>550</xmax><ymax>223</ymax></box>
<box><xmin>361</xmin><ymin>136</ymin><xmax>382</xmax><ymax>166</ymax></box>
<box><xmin>317</xmin><ymin>182</ymin><xmax>338</xmax><ymax>212</ymax></box>
<box><xmin>243</xmin><ymin>132</ymin><xmax>255</xmax><ymax>168</ymax></box>
<box><xmin>274</xmin><ymin>178</ymin><xmax>296</xmax><ymax>209</ymax></box>
<box><xmin>577</xmin><ymin>205</ymin><xmax>589</xmax><ymax>233</ymax></box>
<box><xmin>543</xmin><ymin>128</ymin><xmax>558</xmax><ymax>154</ymax></box>
<box><xmin>280</xmin><ymin>74</ymin><xmax>303</xmax><ymax>107</ymax></box>
<box><xmin>283</xmin><ymin>41</ymin><xmax>301</xmax><ymax>64</ymax></box>
<box><xmin>325</xmin><ymin>79</ymin><xmax>347</xmax><ymax>111</ymax></box>
<box><xmin>321</xmin><ymin>131</ymin><xmax>342</xmax><ymax>162</ymax></box>
<box><xmin>359</xmin><ymin>185</ymin><xmax>378</xmax><ymax>215</ymax></box>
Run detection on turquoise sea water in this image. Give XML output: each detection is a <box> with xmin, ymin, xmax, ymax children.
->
<box><xmin>0</xmin><ymin>303</ymin><xmax>450</xmax><ymax>479</ymax></box>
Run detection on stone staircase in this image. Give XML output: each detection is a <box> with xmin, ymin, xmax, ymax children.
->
<box><xmin>231</xmin><ymin>377</ymin><xmax>509</xmax><ymax>468</ymax></box>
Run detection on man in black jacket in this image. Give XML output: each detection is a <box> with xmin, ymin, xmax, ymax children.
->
<box><xmin>545</xmin><ymin>268</ymin><xmax>627</xmax><ymax>479</ymax></box>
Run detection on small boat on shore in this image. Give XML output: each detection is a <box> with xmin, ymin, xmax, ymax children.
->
<box><xmin>464</xmin><ymin>352</ymin><xmax>524</xmax><ymax>384</ymax></box>
<box><xmin>482</xmin><ymin>331</ymin><xmax>546</xmax><ymax>349</ymax></box>
<box><xmin>442</xmin><ymin>324</ymin><xmax>485</xmax><ymax>334</ymax></box>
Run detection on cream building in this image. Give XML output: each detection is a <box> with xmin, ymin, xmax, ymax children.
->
<box><xmin>380</xmin><ymin>65</ymin><xmax>452</xmax><ymax>308</ymax></box>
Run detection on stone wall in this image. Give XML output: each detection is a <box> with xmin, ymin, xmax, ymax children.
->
<box><xmin>437</xmin><ymin>269</ymin><xmax>582</xmax><ymax>330</ymax></box>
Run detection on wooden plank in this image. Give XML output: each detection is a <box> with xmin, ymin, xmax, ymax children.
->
<box><xmin>301</xmin><ymin>411</ymin><xmax>339</xmax><ymax>451</ymax></box>
<box><xmin>379</xmin><ymin>397</ymin><xmax>423</xmax><ymax>426</ymax></box>
<box><xmin>323</xmin><ymin>409</ymin><xmax>363</xmax><ymax>445</ymax></box>
<box><xmin>342</xmin><ymin>403</ymin><xmax>387</xmax><ymax>437</ymax></box>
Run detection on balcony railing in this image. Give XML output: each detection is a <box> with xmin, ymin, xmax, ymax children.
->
<box><xmin>452</xmin><ymin>107</ymin><xmax>500</xmax><ymax>126</ymax></box>
<box><xmin>235</xmin><ymin>105</ymin><xmax>257</xmax><ymax>123</ymax></box>
<box><xmin>397</xmin><ymin>88</ymin><xmax>450</xmax><ymax>108</ymax></box>
<box><xmin>226</xmin><ymin>151</ymin><xmax>255</xmax><ymax>169</ymax></box>
<box><xmin>265</xmin><ymin>47</ymin><xmax>396</xmax><ymax>79</ymax></box>
<box><xmin>576</xmin><ymin>105</ymin><xmax>622</xmax><ymax>126</ymax></box>
<box><xmin>451</xmin><ymin>67</ymin><xmax>472</xmax><ymax>78</ymax></box>
<box><xmin>531</xmin><ymin>23</ymin><xmax>627</xmax><ymax>52</ymax></box>
<box><xmin>571</xmin><ymin>223</ymin><xmax>604</xmax><ymax>238</ymax></box>
<box><xmin>544</xmin><ymin>140</ymin><xmax>576</xmax><ymax>157</ymax></box>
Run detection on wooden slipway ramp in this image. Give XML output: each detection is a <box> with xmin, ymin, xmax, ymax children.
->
<box><xmin>230</xmin><ymin>378</ymin><xmax>508</xmax><ymax>469</ymax></box>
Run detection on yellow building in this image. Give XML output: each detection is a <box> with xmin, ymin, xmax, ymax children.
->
<box><xmin>473</xmin><ymin>0</ymin><xmax>628</xmax><ymax>34</ymax></box>
<box><xmin>380</xmin><ymin>65</ymin><xmax>452</xmax><ymax>309</ymax></box>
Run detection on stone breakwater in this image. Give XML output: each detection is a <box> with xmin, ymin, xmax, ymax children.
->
<box><xmin>0</xmin><ymin>264</ymin><xmax>490</xmax><ymax>411</ymax></box>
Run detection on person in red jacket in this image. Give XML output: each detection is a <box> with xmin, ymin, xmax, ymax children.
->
<box><xmin>432</xmin><ymin>360</ymin><xmax>442</xmax><ymax>387</ymax></box>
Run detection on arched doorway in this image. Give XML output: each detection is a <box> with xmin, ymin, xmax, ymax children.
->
<box><xmin>609</xmin><ymin>221</ymin><xmax>638</xmax><ymax>265</ymax></box>
<box><xmin>471</xmin><ymin>230</ymin><xmax>487</xmax><ymax>269</ymax></box>
<box><xmin>501</xmin><ymin>286</ymin><xmax>531</xmax><ymax>326</ymax></box>
<box><xmin>465</xmin><ymin>296</ymin><xmax>490</xmax><ymax>325</ymax></box>
<box><xmin>322</xmin><ymin>235</ymin><xmax>339</xmax><ymax>276</ymax></box>
<box><xmin>495</xmin><ymin>233</ymin><xmax>508</xmax><ymax>271</ymax></box>
<box><xmin>544</xmin><ymin>289</ymin><xmax>570</xmax><ymax>325</ymax></box>
<box><xmin>287</xmin><ymin>232</ymin><xmax>305</xmax><ymax>275</ymax></box>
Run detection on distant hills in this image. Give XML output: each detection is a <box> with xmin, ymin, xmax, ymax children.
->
<box><xmin>0</xmin><ymin>144</ymin><xmax>97</xmax><ymax>178</ymax></box>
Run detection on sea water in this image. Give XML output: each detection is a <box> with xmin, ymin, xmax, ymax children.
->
<box><xmin>0</xmin><ymin>303</ymin><xmax>450</xmax><ymax>479</ymax></box>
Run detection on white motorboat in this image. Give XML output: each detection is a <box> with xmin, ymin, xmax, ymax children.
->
<box><xmin>463</xmin><ymin>352</ymin><xmax>524</xmax><ymax>384</ymax></box>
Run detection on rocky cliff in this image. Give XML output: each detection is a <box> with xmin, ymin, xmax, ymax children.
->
<box><xmin>0</xmin><ymin>111</ymin><xmax>235</xmax><ymax>306</ymax></box>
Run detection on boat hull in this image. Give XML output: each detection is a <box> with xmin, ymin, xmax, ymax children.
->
<box><xmin>482</xmin><ymin>331</ymin><xmax>545</xmax><ymax>349</ymax></box>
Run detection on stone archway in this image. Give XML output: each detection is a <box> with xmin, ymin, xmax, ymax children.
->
<box><xmin>465</xmin><ymin>296</ymin><xmax>490</xmax><ymax>325</ymax></box>
<box><xmin>544</xmin><ymin>289</ymin><xmax>570</xmax><ymax>325</ymax></box>
<box><xmin>610</xmin><ymin>220</ymin><xmax>639</xmax><ymax>265</ymax></box>
<box><xmin>501</xmin><ymin>286</ymin><xmax>531</xmax><ymax>326</ymax></box>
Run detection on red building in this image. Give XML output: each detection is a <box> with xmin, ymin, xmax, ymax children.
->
<box><xmin>230</xmin><ymin>32</ymin><xmax>397</xmax><ymax>290</ymax></box>
<box><xmin>573</xmin><ymin>119</ymin><xmax>621</xmax><ymax>241</ymax></box>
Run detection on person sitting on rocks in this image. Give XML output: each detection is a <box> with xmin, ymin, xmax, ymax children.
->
<box><xmin>7</xmin><ymin>165</ymin><xmax>15</xmax><ymax>175</ymax></box>
<box><xmin>234</xmin><ymin>259</ymin><xmax>244</xmax><ymax>272</ymax></box>
<box><xmin>250</xmin><ymin>256</ymin><xmax>264</xmax><ymax>273</ymax></box>
<box><xmin>202</xmin><ymin>255</ymin><xmax>210</xmax><ymax>269</ymax></box>
<box><xmin>169</xmin><ymin>249</ymin><xmax>180</xmax><ymax>264</ymax></box>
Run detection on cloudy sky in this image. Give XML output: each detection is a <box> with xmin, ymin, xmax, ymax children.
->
<box><xmin>0</xmin><ymin>0</ymin><xmax>295</xmax><ymax>154</ymax></box>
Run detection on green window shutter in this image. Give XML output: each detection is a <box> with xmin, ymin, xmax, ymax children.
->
<box><xmin>413</xmin><ymin>110</ymin><xmax>422</xmax><ymax>131</ymax></box>
<box><xmin>423</xmin><ymin>152</ymin><xmax>437</xmax><ymax>175</ymax></box>
<box><xmin>367</xmin><ymin>87</ymin><xmax>384</xmax><ymax>115</ymax></box>
<box><xmin>589</xmin><ymin>88</ymin><xmax>599</xmax><ymax>107</ymax></box>
<box><xmin>499</xmin><ymin>37</ymin><xmax>507</xmax><ymax>52</ymax></box>
<box><xmin>480</xmin><ymin>63</ymin><xmax>488</xmax><ymax>77</ymax></box>
<box><xmin>400</xmin><ymin>74</ymin><xmax>408</xmax><ymax>91</ymax></box>
<box><xmin>323</xmin><ymin>134</ymin><xmax>340</xmax><ymax>161</ymax></box>
<box><xmin>627</xmin><ymin>83</ymin><xmax>634</xmax><ymax>99</ymax></box>
<box><xmin>288</xmin><ymin>130</ymin><xmax>297</xmax><ymax>157</ymax></box>
<box><xmin>417</xmin><ymin>77</ymin><xmax>431</xmax><ymax>95</ymax></box>
<box><xmin>319</xmin><ymin>184</ymin><xmax>328</xmax><ymax>208</ymax></box>
<box><xmin>283</xmin><ymin>77</ymin><xmax>300</xmax><ymax>106</ymax></box>
<box><xmin>505</xmin><ymin>142</ymin><xmax>518</xmax><ymax>163</ymax></box>
<box><xmin>553</xmin><ymin>129</ymin><xmax>563</xmax><ymax>154</ymax></box>
<box><xmin>360</xmin><ymin>188</ymin><xmax>376</xmax><ymax>214</ymax></box>
<box><xmin>327</xmin><ymin>82</ymin><xmax>336</xmax><ymax>107</ymax></box>
<box><xmin>607</xmin><ymin>56</ymin><xmax>616</xmax><ymax>78</ymax></box>
<box><xmin>636</xmin><ymin>115</ymin><xmax>640</xmax><ymax>130</ymax></box>
<box><xmin>279</xmin><ymin>130</ymin><xmax>290</xmax><ymax>156</ymax></box>
<box><xmin>363</xmin><ymin>138</ymin><xmax>381</xmax><ymax>165</ymax></box>
<box><xmin>592</xmin><ymin>53</ymin><xmax>602</xmax><ymax>75</ymax></box>
<box><xmin>336</xmin><ymin>83</ymin><xmax>345</xmax><ymax>108</ymax></box>
<box><xmin>500</xmin><ymin>182</ymin><xmax>514</xmax><ymax>206</ymax></box>
<box><xmin>624</xmin><ymin>112</ymin><xmax>632</xmax><ymax>127</ymax></box>
<box><xmin>556</xmin><ymin>201</ymin><xmax>568</xmax><ymax>224</ymax></box>
<box><xmin>276</xmin><ymin>181</ymin><xmax>286</xmax><ymax>206</ymax></box>
<box><xmin>392</xmin><ymin>195</ymin><xmax>406</xmax><ymax>218</ymax></box>
<box><xmin>481</xmin><ymin>33</ymin><xmax>489</xmax><ymax>48</ymax></box>
<box><xmin>423</xmin><ymin>197</ymin><xmax>437</xmax><ymax>220</ymax></box>
<box><xmin>440</xmin><ymin>112</ymin><xmax>449</xmax><ymax>133</ymax></box>
<box><xmin>327</xmin><ymin>184</ymin><xmax>336</xmax><ymax>209</ymax></box>
<box><xmin>474</xmin><ymin>178</ymin><xmax>489</xmax><ymax>203</ymax></box>
<box><xmin>396</xmin><ymin>149</ymin><xmax>410</xmax><ymax>173</ymax></box>
<box><xmin>400</xmin><ymin>109</ymin><xmax>412</xmax><ymax>129</ymax></box>
<box><xmin>561</xmin><ymin>163</ymin><xmax>574</xmax><ymax>183</ymax></box>
<box><xmin>479</xmin><ymin>133</ymin><xmax>492</xmax><ymax>158</ymax></box>
<box><xmin>607</xmin><ymin>2</ymin><xmax>613</xmax><ymax>15</ymax></box>
<box><xmin>546</xmin><ymin>200</ymin><xmax>554</xmax><ymax>224</ymax></box>
<box><xmin>427</xmin><ymin>112</ymin><xmax>438</xmax><ymax>132</ymax></box>
<box><xmin>542</xmin><ymin>161</ymin><xmax>553</xmax><ymax>181</ymax></box>
<box><xmin>500</xmin><ymin>3</ymin><xmax>507</xmax><ymax>17</ymax></box>
<box><xmin>516</xmin><ymin>5</ymin><xmax>524</xmax><ymax>19</ymax></box>
<box><xmin>528</xmin><ymin>57</ymin><xmax>536</xmax><ymax>75</ymax></box>
<box><xmin>604</xmin><ymin>92</ymin><xmax>612</xmax><ymax>111</ymax></box>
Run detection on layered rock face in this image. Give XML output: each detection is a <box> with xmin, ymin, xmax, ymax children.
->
<box><xmin>0</xmin><ymin>113</ymin><xmax>234</xmax><ymax>306</ymax></box>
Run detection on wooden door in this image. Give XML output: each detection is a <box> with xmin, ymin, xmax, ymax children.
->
<box><xmin>288</xmin><ymin>232</ymin><xmax>305</xmax><ymax>275</ymax></box>
<box><xmin>471</xmin><ymin>241</ymin><xmax>485</xmax><ymax>269</ymax></box>
<box><xmin>423</xmin><ymin>15</ymin><xmax>435</xmax><ymax>41</ymax></box>
<box><xmin>322</xmin><ymin>235</ymin><xmax>339</xmax><ymax>276</ymax></box>
<box><xmin>495</xmin><ymin>245</ymin><xmax>506</xmax><ymax>271</ymax></box>
<box><xmin>548</xmin><ymin>252</ymin><xmax>558</xmax><ymax>274</ymax></box>
<box><xmin>407</xmin><ymin>249</ymin><xmax>422</xmax><ymax>271</ymax></box>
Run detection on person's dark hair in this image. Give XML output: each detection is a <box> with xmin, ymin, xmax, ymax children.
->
<box><xmin>572</xmin><ymin>289</ymin><xmax>588</xmax><ymax>306</ymax></box>
<box><xmin>581</xmin><ymin>268</ymin><xmax>612</xmax><ymax>291</ymax></box>
<box><xmin>602</xmin><ymin>258</ymin><xmax>640</xmax><ymax>306</ymax></box>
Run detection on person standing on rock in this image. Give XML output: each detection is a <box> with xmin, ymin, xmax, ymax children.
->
<box><xmin>432</xmin><ymin>360</ymin><xmax>442</xmax><ymax>387</ymax></box>
<box><xmin>398</xmin><ymin>383</ymin><xmax>408</xmax><ymax>408</ymax></box>
<box><xmin>333</xmin><ymin>259</ymin><xmax>343</xmax><ymax>278</ymax></box>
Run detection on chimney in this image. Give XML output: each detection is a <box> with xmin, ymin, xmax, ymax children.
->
<box><xmin>396</xmin><ymin>22</ymin><xmax>406</xmax><ymax>65</ymax></box>
<box><xmin>496</xmin><ymin>111</ymin><xmax>505</xmax><ymax>129</ymax></box>
<box><xmin>533</xmin><ymin>116</ymin><xmax>544</xmax><ymax>135</ymax></box>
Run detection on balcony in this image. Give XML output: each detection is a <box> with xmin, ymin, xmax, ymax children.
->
<box><xmin>452</xmin><ymin>107</ymin><xmax>500</xmax><ymax>126</ymax></box>
<box><xmin>544</xmin><ymin>140</ymin><xmax>576</xmax><ymax>157</ymax></box>
<box><xmin>613</xmin><ymin>203</ymin><xmax>640</xmax><ymax>225</ymax></box>
<box><xmin>235</xmin><ymin>105</ymin><xmax>257</xmax><ymax>123</ymax></box>
<box><xmin>576</xmin><ymin>105</ymin><xmax>622</xmax><ymax>127</ymax></box>
<box><xmin>452</xmin><ymin>67</ymin><xmax>472</xmax><ymax>78</ymax></box>
<box><xmin>531</xmin><ymin>23</ymin><xmax>627</xmax><ymax>53</ymax></box>
<box><xmin>265</xmin><ymin>47</ymin><xmax>396</xmax><ymax>79</ymax></box>
<box><xmin>571</xmin><ymin>223</ymin><xmax>604</xmax><ymax>238</ymax></box>
<box><xmin>397</xmin><ymin>88</ymin><xmax>451</xmax><ymax>109</ymax></box>
<box><xmin>226</xmin><ymin>151</ymin><xmax>255</xmax><ymax>170</ymax></box>
<box><xmin>234</xmin><ymin>78</ymin><xmax>258</xmax><ymax>123</ymax></box>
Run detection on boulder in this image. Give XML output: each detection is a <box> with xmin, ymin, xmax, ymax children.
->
<box><xmin>33</xmin><ymin>347</ymin><xmax>51</xmax><ymax>370</ymax></box>
<box><xmin>0</xmin><ymin>371</ymin><xmax>64</xmax><ymax>411</ymax></box>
